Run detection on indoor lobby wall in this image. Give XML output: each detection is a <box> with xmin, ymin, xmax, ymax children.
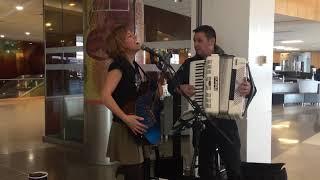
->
<box><xmin>201</xmin><ymin>0</ymin><xmax>274</xmax><ymax>163</ymax></box>
<box><xmin>0</xmin><ymin>40</ymin><xmax>44</xmax><ymax>79</ymax></box>
<box><xmin>276</xmin><ymin>0</ymin><xmax>320</xmax><ymax>21</ymax></box>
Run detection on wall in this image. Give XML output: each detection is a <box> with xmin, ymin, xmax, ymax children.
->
<box><xmin>273</xmin><ymin>52</ymin><xmax>281</xmax><ymax>64</ymax></box>
<box><xmin>276</xmin><ymin>0</ymin><xmax>320</xmax><ymax>21</ymax></box>
<box><xmin>0</xmin><ymin>41</ymin><xmax>44</xmax><ymax>79</ymax></box>
<box><xmin>201</xmin><ymin>0</ymin><xmax>274</xmax><ymax>163</ymax></box>
<box><xmin>311</xmin><ymin>51</ymin><xmax>320</xmax><ymax>68</ymax></box>
<box><xmin>144</xmin><ymin>5</ymin><xmax>191</xmax><ymax>42</ymax></box>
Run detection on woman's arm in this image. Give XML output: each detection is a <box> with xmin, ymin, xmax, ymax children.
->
<box><xmin>101</xmin><ymin>69</ymin><xmax>127</xmax><ymax>121</ymax></box>
<box><xmin>101</xmin><ymin>69</ymin><xmax>147</xmax><ymax>134</ymax></box>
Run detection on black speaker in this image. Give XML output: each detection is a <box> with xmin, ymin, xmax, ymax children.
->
<box><xmin>241</xmin><ymin>162</ymin><xmax>287</xmax><ymax>180</ymax></box>
<box><xmin>155</xmin><ymin>156</ymin><xmax>183</xmax><ymax>179</ymax></box>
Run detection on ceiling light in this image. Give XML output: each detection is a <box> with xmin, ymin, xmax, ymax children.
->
<box><xmin>45</xmin><ymin>22</ymin><xmax>52</xmax><ymax>27</ymax></box>
<box><xmin>0</xmin><ymin>35</ymin><xmax>4</xmax><ymax>38</ymax></box>
<box><xmin>16</xmin><ymin>5</ymin><xmax>24</xmax><ymax>11</ymax></box>
<box><xmin>69</xmin><ymin>3</ymin><xmax>76</xmax><ymax>6</ymax></box>
<box><xmin>25</xmin><ymin>32</ymin><xmax>31</xmax><ymax>35</ymax></box>
<box><xmin>29</xmin><ymin>42</ymin><xmax>33</xmax><ymax>45</ymax></box>
<box><xmin>281</xmin><ymin>40</ymin><xmax>304</xmax><ymax>44</ymax></box>
<box><xmin>48</xmin><ymin>28</ymin><xmax>53</xmax><ymax>31</ymax></box>
<box><xmin>273</xmin><ymin>46</ymin><xmax>300</xmax><ymax>51</ymax></box>
<box><xmin>278</xmin><ymin>138</ymin><xmax>299</xmax><ymax>144</ymax></box>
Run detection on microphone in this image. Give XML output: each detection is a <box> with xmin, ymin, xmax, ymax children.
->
<box><xmin>141</xmin><ymin>44</ymin><xmax>161</xmax><ymax>58</ymax></box>
<box><xmin>141</xmin><ymin>44</ymin><xmax>172</xmax><ymax>62</ymax></box>
<box><xmin>141</xmin><ymin>44</ymin><xmax>174</xmax><ymax>77</ymax></box>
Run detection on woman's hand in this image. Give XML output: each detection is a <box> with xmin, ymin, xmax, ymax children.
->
<box><xmin>123</xmin><ymin>115</ymin><xmax>147</xmax><ymax>135</ymax></box>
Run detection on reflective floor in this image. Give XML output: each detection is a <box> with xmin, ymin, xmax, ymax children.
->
<box><xmin>0</xmin><ymin>98</ymin><xmax>320</xmax><ymax>180</ymax></box>
<box><xmin>272</xmin><ymin>104</ymin><xmax>320</xmax><ymax>180</ymax></box>
<box><xmin>0</xmin><ymin>97</ymin><xmax>116</xmax><ymax>180</ymax></box>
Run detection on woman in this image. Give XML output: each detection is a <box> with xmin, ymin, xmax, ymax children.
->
<box><xmin>102</xmin><ymin>24</ymin><xmax>152</xmax><ymax>180</ymax></box>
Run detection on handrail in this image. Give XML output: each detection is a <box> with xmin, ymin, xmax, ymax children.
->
<box><xmin>0</xmin><ymin>78</ymin><xmax>44</xmax><ymax>81</ymax></box>
<box><xmin>20</xmin><ymin>82</ymin><xmax>45</xmax><ymax>97</ymax></box>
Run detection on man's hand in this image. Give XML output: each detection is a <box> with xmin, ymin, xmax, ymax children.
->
<box><xmin>177</xmin><ymin>84</ymin><xmax>195</xmax><ymax>97</ymax></box>
<box><xmin>238</xmin><ymin>79</ymin><xmax>251</xmax><ymax>97</ymax></box>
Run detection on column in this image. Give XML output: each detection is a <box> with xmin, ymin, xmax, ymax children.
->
<box><xmin>197</xmin><ymin>0</ymin><xmax>274</xmax><ymax>163</ymax></box>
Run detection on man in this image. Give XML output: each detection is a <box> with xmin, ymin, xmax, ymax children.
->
<box><xmin>168</xmin><ymin>25</ymin><xmax>256</xmax><ymax>180</ymax></box>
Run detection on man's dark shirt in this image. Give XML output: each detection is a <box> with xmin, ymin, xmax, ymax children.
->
<box><xmin>167</xmin><ymin>45</ymin><xmax>256</xmax><ymax>114</ymax></box>
<box><xmin>168</xmin><ymin>45</ymin><xmax>224</xmax><ymax>95</ymax></box>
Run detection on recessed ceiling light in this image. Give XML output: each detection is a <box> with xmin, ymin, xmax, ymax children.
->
<box><xmin>16</xmin><ymin>5</ymin><xmax>24</xmax><ymax>11</ymax></box>
<box><xmin>45</xmin><ymin>22</ymin><xmax>52</xmax><ymax>27</ymax></box>
<box><xmin>29</xmin><ymin>42</ymin><xmax>33</xmax><ymax>45</ymax></box>
<box><xmin>25</xmin><ymin>32</ymin><xmax>31</xmax><ymax>35</ymax></box>
<box><xmin>281</xmin><ymin>40</ymin><xmax>304</xmax><ymax>44</ymax></box>
<box><xmin>273</xmin><ymin>46</ymin><xmax>300</xmax><ymax>51</ymax></box>
<box><xmin>69</xmin><ymin>3</ymin><xmax>76</xmax><ymax>6</ymax></box>
<box><xmin>0</xmin><ymin>35</ymin><xmax>4</xmax><ymax>38</ymax></box>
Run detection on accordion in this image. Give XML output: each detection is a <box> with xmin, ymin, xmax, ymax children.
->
<box><xmin>188</xmin><ymin>54</ymin><xmax>248</xmax><ymax>120</ymax></box>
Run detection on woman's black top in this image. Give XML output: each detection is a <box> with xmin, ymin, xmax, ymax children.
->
<box><xmin>108</xmin><ymin>56</ymin><xmax>143</xmax><ymax>122</ymax></box>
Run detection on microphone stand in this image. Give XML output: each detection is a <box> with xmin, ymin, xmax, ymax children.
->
<box><xmin>151</xmin><ymin>51</ymin><xmax>233</xmax><ymax>178</ymax></box>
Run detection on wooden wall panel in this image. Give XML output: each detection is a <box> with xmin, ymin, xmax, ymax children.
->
<box><xmin>311</xmin><ymin>52</ymin><xmax>320</xmax><ymax>68</ymax></box>
<box><xmin>276</xmin><ymin>0</ymin><xmax>288</xmax><ymax>15</ymax></box>
<box><xmin>273</xmin><ymin>52</ymin><xmax>281</xmax><ymax>63</ymax></box>
<box><xmin>287</xmin><ymin>0</ymin><xmax>298</xmax><ymax>17</ymax></box>
<box><xmin>276</xmin><ymin>0</ymin><xmax>320</xmax><ymax>21</ymax></box>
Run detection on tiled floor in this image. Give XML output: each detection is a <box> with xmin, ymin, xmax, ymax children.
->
<box><xmin>1</xmin><ymin>98</ymin><xmax>320</xmax><ymax>179</ymax></box>
<box><xmin>0</xmin><ymin>97</ymin><xmax>116</xmax><ymax>180</ymax></box>
<box><xmin>272</xmin><ymin>104</ymin><xmax>320</xmax><ymax>180</ymax></box>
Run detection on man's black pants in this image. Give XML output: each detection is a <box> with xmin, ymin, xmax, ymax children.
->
<box><xmin>198</xmin><ymin>119</ymin><xmax>241</xmax><ymax>180</ymax></box>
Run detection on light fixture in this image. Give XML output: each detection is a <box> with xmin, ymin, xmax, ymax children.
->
<box><xmin>273</xmin><ymin>46</ymin><xmax>300</xmax><ymax>51</ymax></box>
<box><xmin>281</xmin><ymin>40</ymin><xmax>304</xmax><ymax>44</ymax></box>
<box><xmin>0</xmin><ymin>34</ymin><xmax>4</xmax><ymax>38</ymax></box>
<box><xmin>29</xmin><ymin>42</ymin><xmax>33</xmax><ymax>45</ymax></box>
<box><xmin>16</xmin><ymin>5</ymin><xmax>24</xmax><ymax>11</ymax></box>
<box><xmin>174</xmin><ymin>0</ymin><xmax>182</xmax><ymax>2</ymax></box>
<box><xmin>25</xmin><ymin>32</ymin><xmax>31</xmax><ymax>35</ymax></box>
<box><xmin>69</xmin><ymin>2</ymin><xmax>76</xmax><ymax>6</ymax></box>
<box><xmin>278</xmin><ymin>138</ymin><xmax>299</xmax><ymax>144</ymax></box>
<box><xmin>48</xmin><ymin>28</ymin><xmax>54</xmax><ymax>31</ymax></box>
<box><xmin>45</xmin><ymin>22</ymin><xmax>52</xmax><ymax>27</ymax></box>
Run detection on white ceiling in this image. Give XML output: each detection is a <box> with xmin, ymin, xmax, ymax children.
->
<box><xmin>0</xmin><ymin>0</ymin><xmax>43</xmax><ymax>42</ymax></box>
<box><xmin>1</xmin><ymin>0</ymin><xmax>320</xmax><ymax>52</ymax></box>
<box><xmin>274</xmin><ymin>14</ymin><xmax>320</xmax><ymax>51</ymax></box>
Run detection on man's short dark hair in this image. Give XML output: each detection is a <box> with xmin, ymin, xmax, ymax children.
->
<box><xmin>193</xmin><ymin>25</ymin><xmax>216</xmax><ymax>40</ymax></box>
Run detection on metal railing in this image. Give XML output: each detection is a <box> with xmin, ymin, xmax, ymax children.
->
<box><xmin>0</xmin><ymin>75</ymin><xmax>45</xmax><ymax>99</ymax></box>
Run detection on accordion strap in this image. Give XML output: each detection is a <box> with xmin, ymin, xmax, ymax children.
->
<box><xmin>243</xmin><ymin>64</ymin><xmax>257</xmax><ymax>115</ymax></box>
